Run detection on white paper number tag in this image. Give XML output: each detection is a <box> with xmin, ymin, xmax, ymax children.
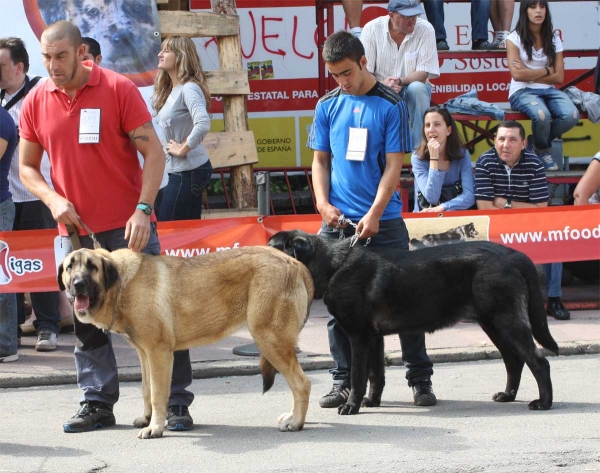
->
<box><xmin>346</xmin><ymin>127</ymin><xmax>367</xmax><ymax>161</ymax></box>
<box><xmin>79</xmin><ymin>109</ymin><xmax>101</xmax><ymax>144</ymax></box>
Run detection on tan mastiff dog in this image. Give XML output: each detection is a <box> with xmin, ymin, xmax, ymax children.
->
<box><xmin>58</xmin><ymin>246</ymin><xmax>314</xmax><ymax>439</ymax></box>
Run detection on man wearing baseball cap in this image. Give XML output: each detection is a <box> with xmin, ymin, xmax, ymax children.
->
<box><xmin>361</xmin><ymin>0</ymin><xmax>440</xmax><ymax>152</ymax></box>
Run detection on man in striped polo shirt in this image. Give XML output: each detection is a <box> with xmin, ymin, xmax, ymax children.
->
<box><xmin>474</xmin><ymin>120</ymin><xmax>570</xmax><ymax>320</ymax></box>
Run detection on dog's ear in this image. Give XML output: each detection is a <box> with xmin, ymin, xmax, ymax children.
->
<box><xmin>290</xmin><ymin>235</ymin><xmax>315</xmax><ymax>263</ymax></box>
<box><xmin>57</xmin><ymin>262</ymin><xmax>66</xmax><ymax>291</ymax></box>
<box><xmin>267</xmin><ymin>232</ymin><xmax>286</xmax><ymax>250</ymax></box>
<box><xmin>102</xmin><ymin>257</ymin><xmax>119</xmax><ymax>291</ymax></box>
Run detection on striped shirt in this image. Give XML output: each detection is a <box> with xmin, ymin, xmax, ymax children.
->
<box><xmin>474</xmin><ymin>148</ymin><xmax>549</xmax><ymax>204</ymax></box>
<box><xmin>361</xmin><ymin>16</ymin><xmax>440</xmax><ymax>83</ymax></box>
<box><xmin>2</xmin><ymin>77</ymin><xmax>53</xmax><ymax>203</ymax></box>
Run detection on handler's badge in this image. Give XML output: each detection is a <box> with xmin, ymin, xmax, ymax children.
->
<box><xmin>79</xmin><ymin>108</ymin><xmax>101</xmax><ymax>144</ymax></box>
<box><xmin>346</xmin><ymin>127</ymin><xmax>367</xmax><ymax>161</ymax></box>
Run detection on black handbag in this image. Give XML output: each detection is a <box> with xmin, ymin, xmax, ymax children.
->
<box><xmin>417</xmin><ymin>181</ymin><xmax>463</xmax><ymax>209</ymax></box>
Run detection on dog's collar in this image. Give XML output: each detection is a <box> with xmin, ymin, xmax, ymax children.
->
<box><xmin>104</xmin><ymin>276</ymin><xmax>124</xmax><ymax>334</ymax></box>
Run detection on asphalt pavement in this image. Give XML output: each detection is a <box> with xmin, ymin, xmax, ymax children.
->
<box><xmin>1</xmin><ymin>279</ymin><xmax>598</xmax><ymax>389</ymax></box>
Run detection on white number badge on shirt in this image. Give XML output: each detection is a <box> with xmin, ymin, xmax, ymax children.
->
<box><xmin>79</xmin><ymin>109</ymin><xmax>101</xmax><ymax>144</ymax></box>
<box><xmin>346</xmin><ymin>127</ymin><xmax>368</xmax><ymax>161</ymax></box>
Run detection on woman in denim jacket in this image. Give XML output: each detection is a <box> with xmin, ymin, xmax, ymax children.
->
<box><xmin>152</xmin><ymin>36</ymin><xmax>212</xmax><ymax>221</ymax></box>
<box><xmin>411</xmin><ymin>106</ymin><xmax>475</xmax><ymax>212</ymax></box>
<box><xmin>506</xmin><ymin>0</ymin><xmax>579</xmax><ymax>171</ymax></box>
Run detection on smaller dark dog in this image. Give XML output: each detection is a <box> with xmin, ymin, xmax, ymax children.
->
<box><xmin>410</xmin><ymin>222</ymin><xmax>479</xmax><ymax>249</ymax></box>
<box><xmin>269</xmin><ymin>230</ymin><xmax>558</xmax><ymax>416</ymax></box>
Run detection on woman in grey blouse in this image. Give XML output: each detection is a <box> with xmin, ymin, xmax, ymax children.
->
<box><xmin>152</xmin><ymin>36</ymin><xmax>212</xmax><ymax>221</ymax></box>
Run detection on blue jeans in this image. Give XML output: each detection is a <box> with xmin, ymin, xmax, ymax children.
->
<box><xmin>400</xmin><ymin>82</ymin><xmax>432</xmax><ymax>150</ymax></box>
<box><xmin>61</xmin><ymin>225</ymin><xmax>194</xmax><ymax>407</ymax></box>
<box><xmin>509</xmin><ymin>88</ymin><xmax>580</xmax><ymax>151</ymax></box>
<box><xmin>160</xmin><ymin>161</ymin><xmax>212</xmax><ymax>222</ymax></box>
<box><xmin>13</xmin><ymin>200</ymin><xmax>61</xmax><ymax>335</ymax></box>
<box><xmin>0</xmin><ymin>197</ymin><xmax>17</xmax><ymax>357</ymax></box>
<box><xmin>423</xmin><ymin>0</ymin><xmax>491</xmax><ymax>41</ymax></box>
<box><xmin>543</xmin><ymin>263</ymin><xmax>563</xmax><ymax>298</ymax></box>
<box><xmin>321</xmin><ymin>218</ymin><xmax>434</xmax><ymax>387</ymax></box>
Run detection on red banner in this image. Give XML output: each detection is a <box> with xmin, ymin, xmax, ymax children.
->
<box><xmin>0</xmin><ymin>207</ymin><xmax>598</xmax><ymax>293</ymax></box>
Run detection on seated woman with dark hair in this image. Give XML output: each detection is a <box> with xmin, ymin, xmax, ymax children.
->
<box><xmin>411</xmin><ymin>106</ymin><xmax>475</xmax><ymax>212</ymax></box>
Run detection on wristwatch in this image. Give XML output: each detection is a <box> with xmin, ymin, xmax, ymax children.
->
<box><xmin>136</xmin><ymin>202</ymin><xmax>154</xmax><ymax>216</ymax></box>
<box><xmin>504</xmin><ymin>199</ymin><xmax>512</xmax><ymax>209</ymax></box>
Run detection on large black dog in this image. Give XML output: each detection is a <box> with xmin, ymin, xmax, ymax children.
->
<box><xmin>268</xmin><ymin>230</ymin><xmax>558</xmax><ymax>415</ymax></box>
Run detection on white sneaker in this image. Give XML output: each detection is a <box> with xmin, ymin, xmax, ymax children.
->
<box><xmin>36</xmin><ymin>330</ymin><xmax>57</xmax><ymax>352</ymax></box>
<box><xmin>496</xmin><ymin>31</ymin><xmax>510</xmax><ymax>49</ymax></box>
<box><xmin>0</xmin><ymin>353</ymin><xmax>18</xmax><ymax>363</ymax></box>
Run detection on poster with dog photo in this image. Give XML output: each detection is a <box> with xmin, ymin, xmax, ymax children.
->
<box><xmin>406</xmin><ymin>216</ymin><xmax>490</xmax><ymax>250</ymax></box>
<box><xmin>23</xmin><ymin>0</ymin><xmax>162</xmax><ymax>87</ymax></box>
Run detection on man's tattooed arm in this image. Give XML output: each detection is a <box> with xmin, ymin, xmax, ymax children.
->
<box><xmin>127</xmin><ymin>121</ymin><xmax>154</xmax><ymax>143</ymax></box>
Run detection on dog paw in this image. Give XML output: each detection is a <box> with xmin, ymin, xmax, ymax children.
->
<box><xmin>361</xmin><ymin>396</ymin><xmax>381</xmax><ymax>407</ymax></box>
<box><xmin>337</xmin><ymin>403</ymin><xmax>360</xmax><ymax>415</ymax></box>
<box><xmin>528</xmin><ymin>399</ymin><xmax>551</xmax><ymax>410</ymax></box>
<box><xmin>492</xmin><ymin>391</ymin><xmax>516</xmax><ymax>403</ymax></box>
<box><xmin>137</xmin><ymin>424</ymin><xmax>164</xmax><ymax>439</ymax></box>
<box><xmin>277</xmin><ymin>412</ymin><xmax>304</xmax><ymax>432</ymax></box>
<box><xmin>133</xmin><ymin>415</ymin><xmax>151</xmax><ymax>428</ymax></box>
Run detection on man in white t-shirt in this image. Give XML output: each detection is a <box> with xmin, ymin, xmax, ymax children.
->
<box><xmin>361</xmin><ymin>0</ymin><xmax>440</xmax><ymax>151</ymax></box>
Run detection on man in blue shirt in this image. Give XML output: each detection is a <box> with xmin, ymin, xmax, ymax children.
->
<box><xmin>475</xmin><ymin>120</ymin><xmax>570</xmax><ymax>321</ymax></box>
<box><xmin>308</xmin><ymin>30</ymin><xmax>436</xmax><ymax>409</ymax></box>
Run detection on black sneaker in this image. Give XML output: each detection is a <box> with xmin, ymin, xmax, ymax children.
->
<box><xmin>166</xmin><ymin>405</ymin><xmax>194</xmax><ymax>431</ymax></box>
<box><xmin>436</xmin><ymin>39</ymin><xmax>450</xmax><ymax>51</ymax></box>
<box><xmin>319</xmin><ymin>385</ymin><xmax>350</xmax><ymax>408</ymax></box>
<box><xmin>412</xmin><ymin>382</ymin><xmax>437</xmax><ymax>406</ymax></box>
<box><xmin>63</xmin><ymin>401</ymin><xmax>116</xmax><ymax>433</ymax></box>
<box><xmin>472</xmin><ymin>39</ymin><xmax>498</xmax><ymax>50</ymax></box>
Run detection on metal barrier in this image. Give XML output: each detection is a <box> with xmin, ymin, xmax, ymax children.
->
<box><xmin>207</xmin><ymin>167</ymin><xmax>317</xmax><ymax>215</ymax></box>
<box><xmin>207</xmin><ymin>166</ymin><xmax>584</xmax><ymax>214</ymax></box>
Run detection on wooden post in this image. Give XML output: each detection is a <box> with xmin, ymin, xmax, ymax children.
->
<box><xmin>210</xmin><ymin>0</ymin><xmax>256</xmax><ymax>208</ymax></box>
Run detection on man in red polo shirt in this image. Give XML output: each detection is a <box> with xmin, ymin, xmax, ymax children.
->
<box><xmin>19</xmin><ymin>21</ymin><xmax>195</xmax><ymax>433</ymax></box>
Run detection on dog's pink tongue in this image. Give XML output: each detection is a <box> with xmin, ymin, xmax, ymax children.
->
<box><xmin>74</xmin><ymin>295</ymin><xmax>90</xmax><ymax>312</ymax></box>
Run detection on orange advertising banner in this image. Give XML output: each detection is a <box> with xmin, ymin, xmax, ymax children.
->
<box><xmin>0</xmin><ymin>207</ymin><xmax>598</xmax><ymax>293</ymax></box>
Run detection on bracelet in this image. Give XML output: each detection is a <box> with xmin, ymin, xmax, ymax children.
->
<box><xmin>430</xmin><ymin>158</ymin><xmax>439</xmax><ymax>161</ymax></box>
<box><xmin>545</xmin><ymin>66</ymin><xmax>550</xmax><ymax>76</ymax></box>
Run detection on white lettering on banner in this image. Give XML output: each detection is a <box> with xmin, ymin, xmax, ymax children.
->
<box><xmin>163</xmin><ymin>242</ymin><xmax>244</xmax><ymax>257</ymax></box>
<box><xmin>9</xmin><ymin>257</ymin><xmax>43</xmax><ymax>276</ymax></box>
<box><xmin>248</xmin><ymin>91</ymin><xmax>290</xmax><ymax>101</ymax></box>
<box><xmin>292</xmin><ymin>90</ymin><xmax>319</xmax><ymax>99</ymax></box>
<box><xmin>0</xmin><ymin>240</ymin><xmax>44</xmax><ymax>285</ymax></box>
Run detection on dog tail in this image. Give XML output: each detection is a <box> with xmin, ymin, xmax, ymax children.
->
<box><xmin>260</xmin><ymin>356</ymin><xmax>277</xmax><ymax>393</ymax></box>
<box><xmin>524</xmin><ymin>258</ymin><xmax>559</xmax><ymax>354</ymax></box>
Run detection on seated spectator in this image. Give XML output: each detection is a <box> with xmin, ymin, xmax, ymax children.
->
<box><xmin>0</xmin><ymin>105</ymin><xmax>18</xmax><ymax>363</ymax></box>
<box><xmin>411</xmin><ymin>106</ymin><xmax>475</xmax><ymax>212</ymax></box>
<box><xmin>423</xmin><ymin>0</ymin><xmax>496</xmax><ymax>51</ymax></box>
<box><xmin>474</xmin><ymin>120</ymin><xmax>570</xmax><ymax>321</ymax></box>
<box><xmin>506</xmin><ymin>0</ymin><xmax>579</xmax><ymax>171</ymax></box>
<box><xmin>574</xmin><ymin>152</ymin><xmax>600</xmax><ymax>205</ymax></box>
<box><xmin>362</xmin><ymin>0</ymin><xmax>440</xmax><ymax>151</ymax></box>
<box><xmin>341</xmin><ymin>0</ymin><xmax>363</xmax><ymax>38</ymax></box>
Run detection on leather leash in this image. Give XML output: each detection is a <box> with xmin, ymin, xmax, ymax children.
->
<box><xmin>66</xmin><ymin>220</ymin><xmax>101</xmax><ymax>250</ymax></box>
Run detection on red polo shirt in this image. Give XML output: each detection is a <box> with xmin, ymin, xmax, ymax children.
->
<box><xmin>19</xmin><ymin>62</ymin><xmax>156</xmax><ymax>236</ymax></box>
